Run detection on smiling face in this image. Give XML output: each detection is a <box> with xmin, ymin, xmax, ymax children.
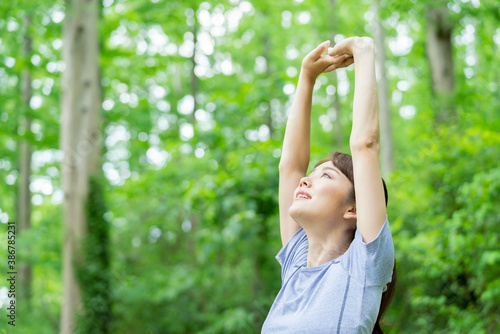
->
<box><xmin>289</xmin><ymin>160</ymin><xmax>355</xmax><ymax>228</ymax></box>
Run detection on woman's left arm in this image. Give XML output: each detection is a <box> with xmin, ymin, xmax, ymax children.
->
<box><xmin>330</xmin><ymin>37</ymin><xmax>386</xmax><ymax>243</ymax></box>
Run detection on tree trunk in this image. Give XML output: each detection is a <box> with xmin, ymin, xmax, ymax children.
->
<box><xmin>373</xmin><ymin>0</ymin><xmax>395</xmax><ymax>175</ymax></box>
<box><xmin>60</xmin><ymin>0</ymin><xmax>101</xmax><ymax>331</ymax></box>
<box><xmin>425</xmin><ymin>4</ymin><xmax>455</xmax><ymax>123</ymax></box>
<box><xmin>329</xmin><ymin>0</ymin><xmax>344</xmax><ymax>149</ymax></box>
<box><xmin>18</xmin><ymin>14</ymin><xmax>32</xmax><ymax>307</ymax></box>
<box><xmin>263</xmin><ymin>33</ymin><xmax>274</xmax><ymax>137</ymax></box>
<box><xmin>493</xmin><ymin>23</ymin><xmax>499</xmax><ymax>107</ymax></box>
<box><xmin>190</xmin><ymin>19</ymin><xmax>198</xmax><ymax>124</ymax></box>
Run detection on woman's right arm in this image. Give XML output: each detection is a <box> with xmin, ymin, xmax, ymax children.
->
<box><xmin>278</xmin><ymin>41</ymin><xmax>352</xmax><ymax>247</ymax></box>
<box><xmin>278</xmin><ymin>70</ymin><xmax>314</xmax><ymax>247</ymax></box>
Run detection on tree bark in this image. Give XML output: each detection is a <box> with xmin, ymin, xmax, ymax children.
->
<box><xmin>18</xmin><ymin>14</ymin><xmax>32</xmax><ymax>307</ymax></box>
<box><xmin>263</xmin><ymin>33</ymin><xmax>274</xmax><ymax>137</ymax></box>
<box><xmin>329</xmin><ymin>0</ymin><xmax>344</xmax><ymax>149</ymax></box>
<box><xmin>373</xmin><ymin>0</ymin><xmax>395</xmax><ymax>175</ymax></box>
<box><xmin>425</xmin><ymin>4</ymin><xmax>455</xmax><ymax>123</ymax></box>
<box><xmin>60</xmin><ymin>0</ymin><xmax>101</xmax><ymax>332</ymax></box>
<box><xmin>190</xmin><ymin>19</ymin><xmax>198</xmax><ymax>125</ymax></box>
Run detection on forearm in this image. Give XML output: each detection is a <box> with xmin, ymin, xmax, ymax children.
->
<box><xmin>349</xmin><ymin>42</ymin><xmax>380</xmax><ymax>151</ymax></box>
<box><xmin>279</xmin><ymin>73</ymin><xmax>315</xmax><ymax>173</ymax></box>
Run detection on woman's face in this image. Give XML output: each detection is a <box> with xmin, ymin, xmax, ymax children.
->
<box><xmin>289</xmin><ymin>161</ymin><xmax>354</xmax><ymax>226</ymax></box>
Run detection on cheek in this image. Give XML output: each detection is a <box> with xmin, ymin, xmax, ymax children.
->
<box><xmin>316</xmin><ymin>183</ymin><xmax>351</xmax><ymax>208</ymax></box>
<box><xmin>319</xmin><ymin>182</ymin><xmax>345</xmax><ymax>199</ymax></box>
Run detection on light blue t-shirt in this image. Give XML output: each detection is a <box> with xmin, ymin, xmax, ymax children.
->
<box><xmin>261</xmin><ymin>218</ymin><xmax>394</xmax><ymax>334</ymax></box>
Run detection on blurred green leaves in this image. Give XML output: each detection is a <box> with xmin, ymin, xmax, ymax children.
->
<box><xmin>1</xmin><ymin>0</ymin><xmax>499</xmax><ymax>333</ymax></box>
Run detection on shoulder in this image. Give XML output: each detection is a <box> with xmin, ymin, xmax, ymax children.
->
<box><xmin>276</xmin><ymin>228</ymin><xmax>308</xmax><ymax>265</ymax></box>
<box><xmin>341</xmin><ymin>217</ymin><xmax>394</xmax><ymax>286</ymax></box>
<box><xmin>353</xmin><ymin>216</ymin><xmax>393</xmax><ymax>252</ymax></box>
<box><xmin>276</xmin><ymin>228</ymin><xmax>308</xmax><ymax>282</ymax></box>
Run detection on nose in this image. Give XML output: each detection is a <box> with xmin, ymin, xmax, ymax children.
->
<box><xmin>299</xmin><ymin>176</ymin><xmax>311</xmax><ymax>188</ymax></box>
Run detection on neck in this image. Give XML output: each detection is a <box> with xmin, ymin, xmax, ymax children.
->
<box><xmin>304</xmin><ymin>224</ymin><xmax>355</xmax><ymax>267</ymax></box>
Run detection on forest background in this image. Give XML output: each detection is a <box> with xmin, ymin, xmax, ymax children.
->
<box><xmin>0</xmin><ymin>0</ymin><xmax>499</xmax><ymax>333</ymax></box>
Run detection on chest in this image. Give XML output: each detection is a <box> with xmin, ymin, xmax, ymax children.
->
<box><xmin>262</xmin><ymin>265</ymin><xmax>375</xmax><ymax>334</ymax></box>
<box><xmin>283</xmin><ymin>265</ymin><xmax>354</xmax><ymax>313</ymax></box>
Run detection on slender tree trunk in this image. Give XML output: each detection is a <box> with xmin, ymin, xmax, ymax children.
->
<box><xmin>263</xmin><ymin>33</ymin><xmax>274</xmax><ymax>136</ymax></box>
<box><xmin>373</xmin><ymin>0</ymin><xmax>395</xmax><ymax>175</ymax></box>
<box><xmin>329</xmin><ymin>0</ymin><xmax>344</xmax><ymax>148</ymax></box>
<box><xmin>18</xmin><ymin>15</ymin><xmax>32</xmax><ymax>307</ymax></box>
<box><xmin>173</xmin><ymin>64</ymin><xmax>182</xmax><ymax>95</ymax></box>
<box><xmin>331</xmin><ymin>72</ymin><xmax>343</xmax><ymax>148</ymax></box>
<box><xmin>60</xmin><ymin>0</ymin><xmax>101</xmax><ymax>332</ymax></box>
<box><xmin>493</xmin><ymin>25</ymin><xmax>499</xmax><ymax>106</ymax></box>
<box><xmin>425</xmin><ymin>4</ymin><xmax>455</xmax><ymax>123</ymax></box>
<box><xmin>190</xmin><ymin>19</ymin><xmax>198</xmax><ymax>124</ymax></box>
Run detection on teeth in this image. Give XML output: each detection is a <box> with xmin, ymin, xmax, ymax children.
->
<box><xmin>297</xmin><ymin>194</ymin><xmax>310</xmax><ymax>199</ymax></box>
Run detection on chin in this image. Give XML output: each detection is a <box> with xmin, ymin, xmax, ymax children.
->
<box><xmin>288</xmin><ymin>204</ymin><xmax>310</xmax><ymax>224</ymax></box>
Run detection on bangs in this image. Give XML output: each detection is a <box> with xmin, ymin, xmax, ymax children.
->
<box><xmin>314</xmin><ymin>152</ymin><xmax>388</xmax><ymax>206</ymax></box>
<box><xmin>313</xmin><ymin>153</ymin><xmax>354</xmax><ymax>185</ymax></box>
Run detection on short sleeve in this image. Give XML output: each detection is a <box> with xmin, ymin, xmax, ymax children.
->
<box><xmin>275</xmin><ymin>228</ymin><xmax>308</xmax><ymax>284</ymax></box>
<box><xmin>340</xmin><ymin>217</ymin><xmax>395</xmax><ymax>287</ymax></box>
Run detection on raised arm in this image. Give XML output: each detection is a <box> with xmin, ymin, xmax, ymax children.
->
<box><xmin>329</xmin><ymin>37</ymin><xmax>386</xmax><ymax>243</ymax></box>
<box><xmin>278</xmin><ymin>41</ymin><xmax>353</xmax><ymax>246</ymax></box>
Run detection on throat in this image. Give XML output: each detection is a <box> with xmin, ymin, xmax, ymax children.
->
<box><xmin>305</xmin><ymin>229</ymin><xmax>354</xmax><ymax>267</ymax></box>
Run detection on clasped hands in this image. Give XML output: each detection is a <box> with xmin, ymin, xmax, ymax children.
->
<box><xmin>300</xmin><ymin>36</ymin><xmax>374</xmax><ymax>82</ymax></box>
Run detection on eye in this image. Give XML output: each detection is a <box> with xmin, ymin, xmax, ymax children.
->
<box><xmin>321</xmin><ymin>173</ymin><xmax>332</xmax><ymax>179</ymax></box>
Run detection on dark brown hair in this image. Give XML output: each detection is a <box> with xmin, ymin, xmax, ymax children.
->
<box><xmin>313</xmin><ymin>152</ymin><xmax>388</xmax><ymax>206</ymax></box>
<box><xmin>314</xmin><ymin>152</ymin><xmax>395</xmax><ymax>334</ymax></box>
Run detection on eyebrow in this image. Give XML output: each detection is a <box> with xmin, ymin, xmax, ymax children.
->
<box><xmin>310</xmin><ymin>166</ymin><xmax>341</xmax><ymax>176</ymax></box>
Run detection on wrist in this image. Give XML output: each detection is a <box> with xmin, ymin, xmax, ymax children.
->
<box><xmin>352</xmin><ymin>37</ymin><xmax>375</xmax><ymax>56</ymax></box>
<box><xmin>298</xmin><ymin>70</ymin><xmax>317</xmax><ymax>86</ymax></box>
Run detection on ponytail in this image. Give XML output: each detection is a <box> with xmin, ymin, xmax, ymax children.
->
<box><xmin>372</xmin><ymin>259</ymin><xmax>397</xmax><ymax>334</ymax></box>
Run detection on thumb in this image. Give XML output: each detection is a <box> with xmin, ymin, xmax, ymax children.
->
<box><xmin>307</xmin><ymin>40</ymin><xmax>330</xmax><ymax>60</ymax></box>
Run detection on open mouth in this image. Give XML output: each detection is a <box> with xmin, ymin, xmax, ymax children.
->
<box><xmin>296</xmin><ymin>191</ymin><xmax>311</xmax><ymax>200</ymax></box>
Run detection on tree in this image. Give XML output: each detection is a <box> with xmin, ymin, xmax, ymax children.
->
<box><xmin>18</xmin><ymin>14</ymin><xmax>33</xmax><ymax>307</ymax></box>
<box><xmin>425</xmin><ymin>2</ymin><xmax>455</xmax><ymax>123</ymax></box>
<box><xmin>59</xmin><ymin>0</ymin><xmax>102</xmax><ymax>332</ymax></box>
<box><xmin>1</xmin><ymin>1</ymin><xmax>499</xmax><ymax>333</ymax></box>
<box><xmin>373</xmin><ymin>0</ymin><xmax>395</xmax><ymax>175</ymax></box>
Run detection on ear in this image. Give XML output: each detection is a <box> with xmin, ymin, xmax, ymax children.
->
<box><xmin>343</xmin><ymin>203</ymin><xmax>357</xmax><ymax>221</ymax></box>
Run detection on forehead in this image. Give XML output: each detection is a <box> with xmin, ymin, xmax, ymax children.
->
<box><xmin>315</xmin><ymin>160</ymin><xmax>334</xmax><ymax>169</ymax></box>
<box><xmin>311</xmin><ymin>162</ymin><xmax>352</xmax><ymax>187</ymax></box>
<box><xmin>310</xmin><ymin>161</ymin><xmax>341</xmax><ymax>175</ymax></box>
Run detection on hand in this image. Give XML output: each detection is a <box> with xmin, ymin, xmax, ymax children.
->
<box><xmin>327</xmin><ymin>36</ymin><xmax>374</xmax><ymax>58</ymax></box>
<box><xmin>301</xmin><ymin>41</ymin><xmax>353</xmax><ymax>82</ymax></box>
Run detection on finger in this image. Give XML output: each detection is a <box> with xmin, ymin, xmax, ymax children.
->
<box><xmin>328</xmin><ymin>46</ymin><xmax>352</xmax><ymax>58</ymax></box>
<box><xmin>339</xmin><ymin>57</ymin><xmax>355</xmax><ymax>68</ymax></box>
<box><xmin>320</xmin><ymin>54</ymin><xmax>343</xmax><ymax>72</ymax></box>
<box><xmin>318</xmin><ymin>54</ymin><xmax>349</xmax><ymax>69</ymax></box>
<box><xmin>322</xmin><ymin>63</ymin><xmax>337</xmax><ymax>73</ymax></box>
<box><xmin>306</xmin><ymin>40</ymin><xmax>331</xmax><ymax>60</ymax></box>
<box><xmin>314</xmin><ymin>55</ymin><xmax>335</xmax><ymax>72</ymax></box>
<box><xmin>333</xmin><ymin>54</ymin><xmax>351</xmax><ymax>64</ymax></box>
<box><xmin>329</xmin><ymin>37</ymin><xmax>357</xmax><ymax>56</ymax></box>
<box><xmin>323</xmin><ymin>56</ymin><xmax>353</xmax><ymax>72</ymax></box>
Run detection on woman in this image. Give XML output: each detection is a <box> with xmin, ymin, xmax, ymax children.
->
<box><xmin>261</xmin><ymin>37</ymin><xmax>396</xmax><ymax>333</ymax></box>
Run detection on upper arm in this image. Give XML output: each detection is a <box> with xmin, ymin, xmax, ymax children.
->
<box><xmin>278</xmin><ymin>168</ymin><xmax>303</xmax><ymax>247</ymax></box>
<box><xmin>350</xmin><ymin>147</ymin><xmax>386</xmax><ymax>244</ymax></box>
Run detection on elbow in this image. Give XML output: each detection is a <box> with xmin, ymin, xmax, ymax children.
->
<box><xmin>279</xmin><ymin>161</ymin><xmax>300</xmax><ymax>174</ymax></box>
<box><xmin>278</xmin><ymin>160</ymin><xmax>292</xmax><ymax>173</ymax></box>
<box><xmin>279</xmin><ymin>159</ymin><xmax>307</xmax><ymax>175</ymax></box>
<box><xmin>350</xmin><ymin>135</ymin><xmax>380</xmax><ymax>152</ymax></box>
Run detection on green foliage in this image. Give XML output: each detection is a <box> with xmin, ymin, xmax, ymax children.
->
<box><xmin>74</xmin><ymin>176</ymin><xmax>111</xmax><ymax>334</ymax></box>
<box><xmin>388</xmin><ymin>128</ymin><xmax>500</xmax><ymax>333</ymax></box>
<box><xmin>1</xmin><ymin>0</ymin><xmax>499</xmax><ymax>333</ymax></box>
